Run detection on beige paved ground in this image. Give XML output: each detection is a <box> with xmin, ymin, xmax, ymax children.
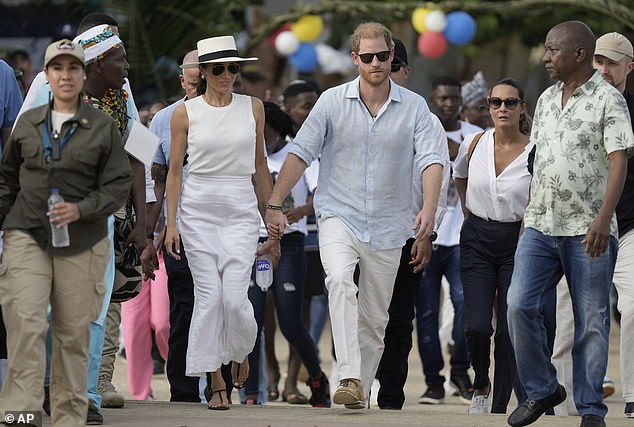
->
<box><xmin>91</xmin><ymin>315</ymin><xmax>629</xmax><ymax>426</ymax></box>
<box><xmin>41</xmin><ymin>313</ymin><xmax>629</xmax><ymax>426</ymax></box>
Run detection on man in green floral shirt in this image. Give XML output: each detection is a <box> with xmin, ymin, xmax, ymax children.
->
<box><xmin>507</xmin><ymin>21</ymin><xmax>634</xmax><ymax>427</ymax></box>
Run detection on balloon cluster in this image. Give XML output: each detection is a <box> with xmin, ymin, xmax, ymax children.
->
<box><xmin>412</xmin><ymin>8</ymin><xmax>476</xmax><ymax>58</ymax></box>
<box><xmin>270</xmin><ymin>15</ymin><xmax>324</xmax><ymax>73</ymax></box>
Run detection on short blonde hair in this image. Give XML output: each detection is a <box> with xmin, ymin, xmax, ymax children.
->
<box><xmin>351</xmin><ymin>22</ymin><xmax>393</xmax><ymax>53</ymax></box>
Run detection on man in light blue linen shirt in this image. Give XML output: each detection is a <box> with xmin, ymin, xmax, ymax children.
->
<box><xmin>140</xmin><ymin>50</ymin><xmax>204</xmax><ymax>403</ymax></box>
<box><xmin>265</xmin><ymin>22</ymin><xmax>444</xmax><ymax>409</ymax></box>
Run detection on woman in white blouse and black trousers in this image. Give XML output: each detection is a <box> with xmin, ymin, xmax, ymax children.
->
<box><xmin>454</xmin><ymin>78</ymin><xmax>535</xmax><ymax>415</ymax></box>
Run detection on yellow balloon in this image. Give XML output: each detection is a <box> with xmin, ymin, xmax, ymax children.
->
<box><xmin>412</xmin><ymin>7</ymin><xmax>431</xmax><ymax>34</ymax></box>
<box><xmin>291</xmin><ymin>15</ymin><xmax>324</xmax><ymax>42</ymax></box>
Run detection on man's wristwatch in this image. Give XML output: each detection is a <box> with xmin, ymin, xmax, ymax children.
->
<box><xmin>430</xmin><ymin>231</ymin><xmax>437</xmax><ymax>242</ymax></box>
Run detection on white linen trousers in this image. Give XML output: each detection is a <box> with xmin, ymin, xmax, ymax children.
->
<box><xmin>179</xmin><ymin>174</ymin><xmax>260</xmax><ymax>377</ymax></box>
<box><xmin>318</xmin><ymin>216</ymin><xmax>401</xmax><ymax>402</ymax></box>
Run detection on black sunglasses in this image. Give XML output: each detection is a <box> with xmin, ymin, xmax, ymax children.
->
<box><xmin>211</xmin><ymin>63</ymin><xmax>240</xmax><ymax>76</ymax></box>
<box><xmin>487</xmin><ymin>97</ymin><xmax>522</xmax><ymax>110</ymax></box>
<box><xmin>357</xmin><ymin>50</ymin><xmax>391</xmax><ymax>64</ymax></box>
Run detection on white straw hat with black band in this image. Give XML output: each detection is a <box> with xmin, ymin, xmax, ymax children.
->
<box><xmin>196</xmin><ymin>36</ymin><xmax>257</xmax><ymax>64</ymax></box>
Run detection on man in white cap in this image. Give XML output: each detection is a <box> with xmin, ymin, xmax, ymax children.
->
<box><xmin>594</xmin><ymin>31</ymin><xmax>634</xmax><ymax>419</ymax></box>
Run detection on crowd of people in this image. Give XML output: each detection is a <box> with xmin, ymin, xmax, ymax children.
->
<box><xmin>0</xmin><ymin>11</ymin><xmax>632</xmax><ymax>427</ymax></box>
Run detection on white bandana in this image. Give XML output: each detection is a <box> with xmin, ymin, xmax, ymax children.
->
<box><xmin>73</xmin><ymin>24</ymin><xmax>123</xmax><ymax>64</ymax></box>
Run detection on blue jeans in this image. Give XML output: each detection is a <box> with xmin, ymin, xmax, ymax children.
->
<box><xmin>309</xmin><ymin>293</ymin><xmax>328</xmax><ymax>349</ymax></box>
<box><xmin>416</xmin><ymin>244</ymin><xmax>469</xmax><ymax>385</ymax></box>
<box><xmin>507</xmin><ymin>227</ymin><xmax>616</xmax><ymax>418</ymax></box>
<box><xmin>245</xmin><ymin>233</ymin><xmax>321</xmax><ymax>397</ymax></box>
<box><xmin>45</xmin><ymin>216</ymin><xmax>114</xmax><ymax>408</ymax></box>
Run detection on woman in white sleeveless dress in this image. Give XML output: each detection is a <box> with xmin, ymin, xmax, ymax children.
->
<box><xmin>165</xmin><ymin>36</ymin><xmax>280</xmax><ymax>410</ymax></box>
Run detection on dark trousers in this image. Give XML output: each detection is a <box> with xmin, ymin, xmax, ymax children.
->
<box><xmin>460</xmin><ymin>214</ymin><xmax>520</xmax><ymax>413</ymax></box>
<box><xmin>416</xmin><ymin>244</ymin><xmax>470</xmax><ymax>385</ymax></box>
<box><xmin>163</xmin><ymin>240</ymin><xmax>200</xmax><ymax>402</ymax></box>
<box><xmin>245</xmin><ymin>233</ymin><xmax>321</xmax><ymax>396</ymax></box>
<box><xmin>376</xmin><ymin>239</ymin><xmax>421</xmax><ymax>409</ymax></box>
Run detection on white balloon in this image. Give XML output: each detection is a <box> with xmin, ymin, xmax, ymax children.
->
<box><xmin>425</xmin><ymin>10</ymin><xmax>447</xmax><ymax>33</ymax></box>
<box><xmin>275</xmin><ymin>31</ymin><xmax>300</xmax><ymax>56</ymax></box>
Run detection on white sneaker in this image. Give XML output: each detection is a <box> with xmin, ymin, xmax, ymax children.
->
<box><xmin>468</xmin><ymin>393</ymin><xmax>488</xmax><ymax>414</ymax></box>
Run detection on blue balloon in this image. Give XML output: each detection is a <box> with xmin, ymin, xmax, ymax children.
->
<box><xmin>444</xmin><ymin>11</ymin><xmax>477</xmax><ymax>45</ymax></box>
<box><xmin>289</xmin><ymin>43</ymin><xmax>318</xmax><ymax>73</ymax></box>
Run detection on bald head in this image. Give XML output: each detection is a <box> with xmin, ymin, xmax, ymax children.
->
<box><xmin>549</xmin><ymin>21</ymin><xmax>596</xmax><ymax>61</ymax></box>
<box><xmin>181</xmin><ymin>50</ymin><xmax>198</xmax><ymax>68</ymax></box>
<box><xmin>180</xmin><ymin>49</ymin><xmax>200</xmax><ymax>99</ymax></box>
<box><xmin>543</xmin><ymin>20</ymin><xmax>596</xmax><ymax>82</ymax></box>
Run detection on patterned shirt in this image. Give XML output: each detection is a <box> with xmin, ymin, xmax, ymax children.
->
<box><xmin>524</xmin><ymin>71</ymin><xmax>634</xmax><ymax>237</ymax></box>
<box><xmin>84</xmin><ymin>88</ymin><xmax>129</xmax><ymax>140</ymax></box>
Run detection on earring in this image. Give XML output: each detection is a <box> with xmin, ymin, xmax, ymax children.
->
<box><xmin>201</xmin><ymin>74</ymin><xmax>205</xmax><ymax>80</ymax></box>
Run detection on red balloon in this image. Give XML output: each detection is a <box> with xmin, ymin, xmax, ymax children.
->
<box><xmin>269</xmin><ymin>24</ymin><xmax>292</xmax><ymax>48</ymax></box>
<box><xmin>417</xmin><ymin>32</ymin><xmax>447</xmax><ymax>58</ymax></box>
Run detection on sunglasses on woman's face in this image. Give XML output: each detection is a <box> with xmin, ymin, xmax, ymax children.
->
<box><xmin>211</xmin><ymin>63</ymin><xmax>240</xmax><ymax>76</ymax></box>
<box><xmin>487</xmin><ymin>97</ymin><xmax>521</xmax><ymax>110</ymax></box>
<box><xmin>357</xmin><ymin>50</ymin><xmax>391</xmax><ymax>64</ymax></box>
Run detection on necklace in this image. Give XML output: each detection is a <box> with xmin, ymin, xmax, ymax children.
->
<box><xmin>202</xmin><ymin>92</ymin><xmax>232</xmax><ymax>107</ymax></box>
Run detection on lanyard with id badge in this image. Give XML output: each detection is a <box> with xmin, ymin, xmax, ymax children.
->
<box><xmin>43</xmin><ymin>106</ymin><xmax>77</xmax><ymax>167</ymax></box>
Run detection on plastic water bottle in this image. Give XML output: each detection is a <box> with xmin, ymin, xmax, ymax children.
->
<box><xmin>255</xmin><ymin>242</ymin><xmax>273</xmax><ymax>292</ymax></box>
<box><xmin>48</xmin><ymin>188</ymin><xmax>70</xmax><ymax>248</ymax></box>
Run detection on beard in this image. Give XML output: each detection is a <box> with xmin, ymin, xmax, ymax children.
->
<box><xmin>360</xmin><ymin>67</ymin><xmax>389</xmax><ymax>87</ymax></box>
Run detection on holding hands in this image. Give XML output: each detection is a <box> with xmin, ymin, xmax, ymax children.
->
<box><xmin>265</xmin><ymin>204</ymin><xmax>288</xmax><ymax>240</ymax></box>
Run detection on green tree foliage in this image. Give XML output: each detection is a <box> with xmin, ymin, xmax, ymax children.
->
<box><xmin>108</xmin><ymin>0</ymin><xmax>250</xmax><ymax>99</ymax></box>
<box><xmin>52</xmin><ymin>0</ymin><xmax>633</xmax><ymax>99</ymax></box>
<box><xmin>247</xmin><ymin>0</ymin><xmax>632</xmax><ymax>50</ymax></box>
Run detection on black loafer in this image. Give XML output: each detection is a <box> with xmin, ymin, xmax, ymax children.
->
<box><xmin>580</xmin><ymin>415</ymin><xmax>606</xmax><ymax>427</ymax></box>
<box><xmin>508</xmin><ymin>385</ymin><xmax>566</xmax><ymax>427</ymax></box>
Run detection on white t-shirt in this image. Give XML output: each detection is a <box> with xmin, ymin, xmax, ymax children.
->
<box><xmin>51</xmin><ymin>111</ymin><xmax>74</xmax><ymax>133</ymax></box>
<box><xmin>259</xmin><ymin>139</ymin><xmax>319</xmax><ymax>237</ymax></box>
<box><xmin>454</xmin><ymin>129</ymin><xmax>534</xmax><ymax>222</ymax></box>
<box><xmin>435</xmin><ymin>120</ymin><xmax>482</xmax><ymax>247</ymax></box>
